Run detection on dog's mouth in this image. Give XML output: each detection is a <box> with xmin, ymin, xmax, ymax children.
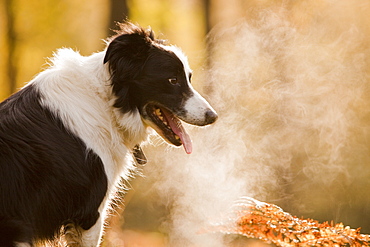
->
<box><xmin>144</xmin><ymin>103</ymin><xmax>192</xmax><ymax>154</ymax></box>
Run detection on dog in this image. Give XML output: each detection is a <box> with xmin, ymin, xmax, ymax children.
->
<box><xmin>0</xmin><ymin>22</ymin><xmax>217</xmax><ymax>247</ymax></box>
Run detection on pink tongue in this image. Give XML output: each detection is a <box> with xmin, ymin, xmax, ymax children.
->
<box><xmin>162</xmin><ymin>109</ymin><xmax>192</xmax><ymax>154</ymax></box>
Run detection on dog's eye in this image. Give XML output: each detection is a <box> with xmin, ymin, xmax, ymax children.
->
<box><xmin>168</xmin><ymin>77</ymin><xmax>178</xmax><ymax>85</ymax></box>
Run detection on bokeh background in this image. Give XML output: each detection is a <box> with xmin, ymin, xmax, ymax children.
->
<box><xmin>2</xmin><ymin>1</ymin><xmax>370</xmax><ymax>246</ymax></box>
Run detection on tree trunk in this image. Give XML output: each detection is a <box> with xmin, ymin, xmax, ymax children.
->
<box><xmin>202</xmin><ymin>0</ymin><xmax>215</xmax><ymax>95</ymax></box>
<box><xmin>4</xmin><ymin>0</ymin><xmax>17</xmax><ymax>94</ymax></box>
<box><xmin>108</xmin><ymin>0</ymin><xmax>129</xmax><ymax>34</ymax></box>
<box><xmin>203</xmin><ymin>0</ymin><xmax>211</xmax><ymax>35</ymax></box>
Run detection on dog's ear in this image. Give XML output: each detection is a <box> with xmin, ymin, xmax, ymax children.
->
<box><xmin>104</xmin><ymin>32</ymin><xmax>151</xmax><ymax>65</ymax></box>
<box><xmin>104</xmin><ymin>31</ymin><xmax>152</xmax><ymax>113</ymax></box>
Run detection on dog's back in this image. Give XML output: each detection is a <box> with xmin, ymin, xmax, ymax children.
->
<box><xmin>0</xmin><ymin>85</ymin><xmax>108</xmax><ymax>245</ymax></box>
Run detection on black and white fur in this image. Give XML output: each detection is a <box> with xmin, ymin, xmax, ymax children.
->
<box><xmin>0</xmin><ymin>23</ymin><xmax>217</xmax><ymax>247</ymax></box>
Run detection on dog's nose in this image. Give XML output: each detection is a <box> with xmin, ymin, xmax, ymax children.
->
<box><xmin>204</xmin><ymin>110</ymin><xmax>218</xmax><ymax>125</ymax></box>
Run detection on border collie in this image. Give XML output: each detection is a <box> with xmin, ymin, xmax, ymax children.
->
<box><xmin>0</xmin><ymin>22</ymin><xmax>217</xmax><ymax>247</ymax></box>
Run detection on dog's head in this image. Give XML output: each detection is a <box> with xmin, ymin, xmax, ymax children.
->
<box><xmin>104</xmin><ymin>23</ymin><xmax>217</xmax><ymax>154</ymax></box>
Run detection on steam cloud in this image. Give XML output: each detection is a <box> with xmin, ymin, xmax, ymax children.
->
<box><xmin>124</xmin><ymin>1</ymin><xmax>370</xmax><ymax>246</ymax></box>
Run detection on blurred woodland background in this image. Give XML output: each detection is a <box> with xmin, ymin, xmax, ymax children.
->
<box><xmin>3</xmin><ymin>0</ymin><xmax>370</xmax><ymax>246</ymax></box>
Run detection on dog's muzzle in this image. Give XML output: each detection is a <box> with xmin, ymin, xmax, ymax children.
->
<box><xmin>179</xmin><ymin>91</ymin><xmax>218</xmax><ymax>126</ymax></box>
<box><xmin>142</xmin><ymin>91</ymin><xmax>217</xmax><ymax>154</ymax></box>
<box><xmin>204</xmin><ymin>109</ymin><xmax>218</xmax><ymax>125</ymax></box>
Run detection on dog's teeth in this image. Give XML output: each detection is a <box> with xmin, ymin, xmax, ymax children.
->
<box><xmin>155</xmin><ymin>108</ymin><xmax>162</xmax><ymax>116</ymax></box>
<box><xmin>154</xmin><ymin>107</ymin><xmax>170</xmax><ymax>127</ymax></box>
<box><xmin>161</xmin><ymin>117</ymin><xmax>168</xmax><ymax>125</ymax></box>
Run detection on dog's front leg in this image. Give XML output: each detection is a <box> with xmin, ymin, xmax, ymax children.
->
<box><xmin>64</xmin><ymin>216</ymin><xmax>103</xmax><ymax>247</ymax></box>
<box><xmin>79</xmin><ymin>216</ymin><xmax>104</xmax><ymax>247</ymax></box>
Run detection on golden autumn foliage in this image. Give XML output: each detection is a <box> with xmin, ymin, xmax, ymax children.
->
<box><xmin>212</xmin><ymin>197</ymin><xmax>370</xmax><ymax>247</ymax></box>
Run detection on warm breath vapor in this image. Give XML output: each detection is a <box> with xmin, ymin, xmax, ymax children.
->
<box><xmin>123</xmin><ymin>1</ymin><xmax>370</xmax><ymax>246</ymax></box>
